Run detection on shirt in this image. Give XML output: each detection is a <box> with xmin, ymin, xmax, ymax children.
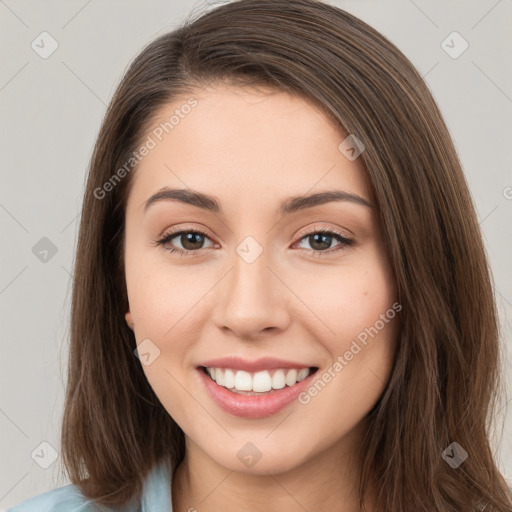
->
<box><xmin>6</xmin><ymin>459</ymin><xmax>173</xmax><ymax>512</ymax></box>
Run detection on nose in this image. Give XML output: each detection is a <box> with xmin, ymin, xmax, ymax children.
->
<box><xmin>212</xmin><ymin>247</ymin><xmax>291</xmax><ymax>340</ymax></box>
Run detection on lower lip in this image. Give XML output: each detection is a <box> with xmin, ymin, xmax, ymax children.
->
<box><xmin>197</xmin><ymin>367</ymin><xmax>317</xmax><ymax>419</ymax></box>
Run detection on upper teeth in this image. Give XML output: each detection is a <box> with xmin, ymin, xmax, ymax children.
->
<box><xmin>206</xmin><ymin>367</ymin><xmax>312</xmax><ymax>392</ymax></box>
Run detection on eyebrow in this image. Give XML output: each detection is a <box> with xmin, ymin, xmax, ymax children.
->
<box><xmin>143</xmin><ymin>187</ymin><xmax>373</xmax><ymax>215</ymax></box>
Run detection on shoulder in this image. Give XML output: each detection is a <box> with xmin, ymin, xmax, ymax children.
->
<box><xmin>5</xmin><ymin>483</ymin><xmax>116</xmax><ymax>512</ymax></box>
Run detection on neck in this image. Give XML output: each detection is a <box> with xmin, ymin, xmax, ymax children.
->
<box><xmin>171</xmin><ymin>420</ymin><xmax>375</xmax><ymax>512</ymax></box>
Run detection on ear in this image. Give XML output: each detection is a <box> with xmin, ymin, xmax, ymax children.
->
<box><xmin>125</xmin><ymin>311</ymin><xmax>134</xmax><ymax>330</ymax></box>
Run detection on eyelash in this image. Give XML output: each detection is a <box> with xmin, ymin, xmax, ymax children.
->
<box><xmin>155</xmin><ymin>226</ymin><xmax>354</xmax><ymax>257</ymax></box>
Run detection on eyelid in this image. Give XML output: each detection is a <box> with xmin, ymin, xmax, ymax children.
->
<box><xmin>152</xmin><ymin>223</ymin><xmax>218</xmax><ymax>256</ymax></box>
<box><xmin>158</xmin><ymin>223</ymin><xmax>216</xmax><ymax>241</ymax></box>
<box><xmin>157</xmin><ymin>223</ymin><xmax>351</xmax><ymax>244</ymax></box>
<box><xmin>294</xmin><ymin>223</ymin><xmax>353</xmax><ymax>241</ymax></box>
<box><xmin>155</xmin><ymin>223</ymin><xmax>354</xmax><ymax>256</ymax></box>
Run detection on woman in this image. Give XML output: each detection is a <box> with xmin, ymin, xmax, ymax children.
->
<box><xmin>8</xmin><ymin>0</ymin><xmax>512</xmax><ymax>511</ymax></box>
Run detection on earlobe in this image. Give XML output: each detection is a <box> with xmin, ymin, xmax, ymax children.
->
<box><xmin>125</xmin><ymin>311</ymin><xmax>134</xmax><ymax>330</ymax></box>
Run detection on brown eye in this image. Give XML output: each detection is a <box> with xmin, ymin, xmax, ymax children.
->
<box><xmin>176</xmin><ymin>232</ymin><xmax>207</xmax><ymax>250</ymax></box>
<box><xmin>156</xmin><ymin>230</ymin><xmax>214</xmax><ymax>255</ymax></box>
<box><xmin>295</xmin><ymin>229</ymin><xmax>354</xmax><ymax>255</ymax></box>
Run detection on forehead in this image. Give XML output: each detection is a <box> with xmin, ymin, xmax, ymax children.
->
<box><xmin>127</xmin><ymin>84</ymin><xmax>372</xmax><ymax>213</ymax></box>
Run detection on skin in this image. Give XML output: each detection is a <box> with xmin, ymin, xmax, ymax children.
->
<box><xmin>124</xmin><ymin>84</ymin><xmax>399</xmax><ymax>512</ymax></box>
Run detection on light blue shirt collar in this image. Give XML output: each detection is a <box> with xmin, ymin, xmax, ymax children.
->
<box><xmin>6</xmin><ymin>458</ymin><xmax>174</xmax><ymax>512</ymax></box>
<box><xmin>140</xmin><ymin>458</ymin><xmax>173</xmax><ymax>512</ymax></box>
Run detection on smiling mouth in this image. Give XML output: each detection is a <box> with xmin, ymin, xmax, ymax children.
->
<box><xmin>199</xmin><ymin>365</ymin><xmax>319</xmax><ymax>395</ymax></box>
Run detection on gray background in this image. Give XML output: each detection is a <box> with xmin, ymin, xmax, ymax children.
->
<box><xmin>1</xmin><ymin>0</ymin><xmax>511</xmax><ymax>508</ymax></box>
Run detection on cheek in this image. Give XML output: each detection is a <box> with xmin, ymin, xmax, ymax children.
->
<box><xmin>125</xmin><ymin>246</ymin><xmax>212</xmax><ymax>336</ymax></box>
<box><xmin>292</xmin><ymin>245</ymin><xmax>399</xmax><ymax>404</ymax></box>
<box><xmin>291</xmin><ymin>254</ymin><xmax>396</xmax><ymax>344</ymax></box>
<box><xmin>299</xmin><ymin>300</ymin><xmax>399</xmax><ymax>441</ymax></box>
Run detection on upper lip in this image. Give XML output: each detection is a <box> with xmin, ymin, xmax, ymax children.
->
<box><xmin>198</xmin><ymin>356</ymin><xmax>317</xmax><ymax>373</ymax></box>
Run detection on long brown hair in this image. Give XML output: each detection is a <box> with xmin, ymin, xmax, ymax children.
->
<box><xmin>60</xmin><ymin>1</ymin><xmax>512</xmax><ymax>510</ymax></box>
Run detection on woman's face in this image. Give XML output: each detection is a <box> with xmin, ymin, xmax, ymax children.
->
<box><xmin>124</xmin><ymin>84</ymin><xmax>400</xmax><ymax>474</ymax></box>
